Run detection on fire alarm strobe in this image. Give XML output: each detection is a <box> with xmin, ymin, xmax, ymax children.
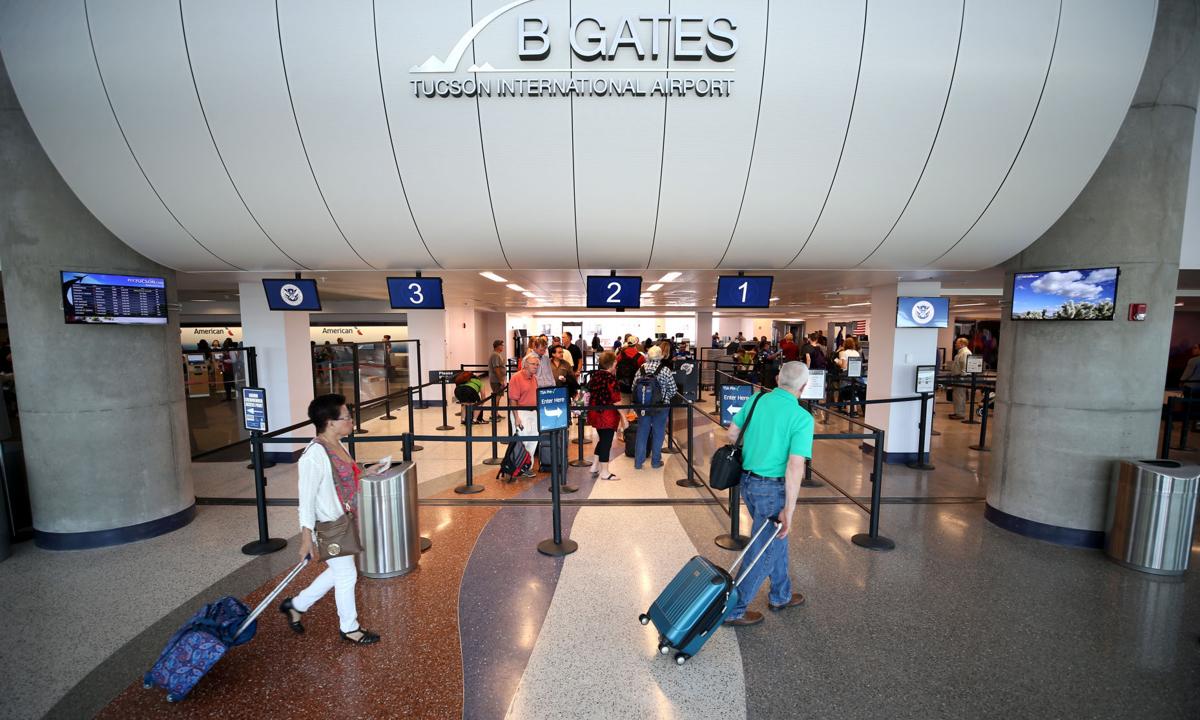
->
<box><xmin>1128</xmin><ymin>303</ymin><xmax>1147</xmax><ymax>321</ymax></box>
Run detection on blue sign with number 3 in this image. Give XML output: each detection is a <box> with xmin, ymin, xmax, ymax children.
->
<box><xmin>388</xmin><ymin>277</ymin><xmax>445</xmax><ymax>310</ymax></box>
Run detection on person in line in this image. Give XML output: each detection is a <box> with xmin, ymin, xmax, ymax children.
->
<box><xmin>657</xmin><ymin>339</ymin><xmax>674</xmax><ymax>370</ymax></box>
<box><xmin>950</xmin><ymin>337</ymin><xmax>972</xmax><ymax>419</ymax></box>
<box><xmin>507</xmin><ymin>353</ymin><xmax>540</xmax><ymax>478</ymax></box>
<box><xmin>531</xmin><ymin>337</ymin><xmax>555</xmax><ymax>390</ymax></box>
<box><xmin>562</xmin><ymin>331</ymin><xmax>583</xmax><ymax>374</ymax></box>
<box><xmin>281</xmin><ymin>394</ymin><xmax>385</xmax><ymax>645</ymax></box>
<box><xmin>723</xmin><ymin>362</ymin><xmax>813</xmax><ymax>627</ymax></box>
<box><xmin>615</xmin><ymin>335</ymin><xmax>646</xmax><ymax>394</ymax></box>
<box><xmin>779</xmin><ymin>333</ymin><xmax>799</xmax><ymax>363</ymax></box>
<box><xmin>712</xmin><ymin>333</ymin><xmax>722</xmax><ymax>348</ymax></box>
<box><xmin>220</xmin><ymin>338</ymin><xmax>237</xmax><ymax>401</ymax></box>
<box><xmin>735</xmin><ymin>331</ymin><xmax>746</xmax><ymax>344</ymax></box>
<box><xmin>551</xmin><ymin>345</ymin><xmax>578</xmax><ymax>399</ymax></box>
<box><xmin>587</xmin><ymin>351</ymin><xmax>627</xmax><ymax>481</ymax></box>
<box><xmin>836</xmin><ymin>336</ymin><xmax>862</xmax><ymax>416</ymax></box>
<box><xmin>591</xmin><ymin>333</ymin><xmax>603</xmax><ymax>353</ymax></box>
<box><xmin>488</xmin><ymin>339</ymin><xmax>506</xmax><ymax>421</ymax></box>
<box><xmin>633</xmin><ymin>345</ymin><xmax>679</xmax><ymax>470</ymax></box>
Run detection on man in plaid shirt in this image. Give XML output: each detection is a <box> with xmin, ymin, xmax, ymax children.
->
<box><xmin>633</xmin><ymin>345</ymin><xmax>678</xmax><ymax>470</ymax></box>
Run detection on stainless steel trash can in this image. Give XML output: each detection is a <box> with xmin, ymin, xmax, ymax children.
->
<box><xmin>1105</xmin><ymin>459</ymin><xmax>1199</xmax><ymax>576</ymax></box>
<box><xmin>357</xmin><ymin>461</ymin><xmax>421</xmax><ymax>578</ymax></box>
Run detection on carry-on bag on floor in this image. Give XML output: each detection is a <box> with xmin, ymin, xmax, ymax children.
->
<box><xmin>143</xmin><ymin>558</ymin><xmax>309</xmax><ymax>702</ymax></box>
<box><xmin>498</xmin><ymin>441</ymin><xmax>532</xmax><ymax>481</ymax></box>
<box><xmin>623</xmin><ymin>422</ymin><xmax>638</xmax><ymax>458</ymax></box>
<box><xmin>639</xmin><ymin>515</ymin><xmax>780</xmax><ymax>665</ymax></box>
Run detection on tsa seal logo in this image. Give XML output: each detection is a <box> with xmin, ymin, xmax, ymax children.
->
<box><xmin>280</xmin><ymin>283</ymin><xmax>304</xmax><ymax>307</ymax></box>
<box><xmin>911</xmin><ymin>300</ymin><xmax>935</xmax><ymax>325</ymax></box>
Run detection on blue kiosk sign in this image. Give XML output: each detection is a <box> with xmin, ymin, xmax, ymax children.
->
<box><xmin>537</xmin><ymin>386</ymin><xmax>569</xmax><ymax>433</ymax></box>
<box><xmin>719</xmin><ymin>384</ymin><xmax>753</xmax><ymax>427</ymax></box>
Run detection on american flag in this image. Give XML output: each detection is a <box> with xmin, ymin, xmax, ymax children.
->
<box><xmin>851</xmin><ymin>320</ymin><xmax>867</xmax><ymax>335</ymax></box>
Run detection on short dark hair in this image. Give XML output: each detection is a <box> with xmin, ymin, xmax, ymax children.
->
<box><xmin>309</xmin><ymin>393</ymin><xmax>347</xmax><ymax>433</ymax></box>
<box><xmin>563</xmin><ymin>331</ymin><xmax>572</xmax><ymax>339</ymax></box>
<box><xmin>493</xmin><ymin>339</ymin><xmax>504</xmax><ymax>349</ymax></box>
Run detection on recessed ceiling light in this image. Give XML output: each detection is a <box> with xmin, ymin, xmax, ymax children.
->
<box><xmin>192</xmin><ymin>299</ymin><xmax>216</xmax><ymax>303</ymax></box>
<box><xmin>647</xmin><ymin>283</ymin><xmax>664</xmax><ymax>292</ymax></box>
<box><xmin>657</xmin><ymin>272</ymin><xmax>682</xmax><ymax>282</ymax></box>
<box><xmin>506</xmin><ymin>283</ymin><xmax>527</xmax><ymax>292</ymax></box>
<box><xmin>522</xmin><ymin>291</ymin><xmax>536</xmax><ymax>297</ymax></box>
<box><xmin>480</xmin><ymin>272</ymin><xmax>507</xmax><ymax>283</ymax></box>
<box><xmin>843</xmin><ymin>302</ymin><xmax>870</xmax><ymax>307</ymax></box>
<box><xmin>769</xmin><ymin>297</ymin><xmax>780</xmax><ymax>302</ymax></box>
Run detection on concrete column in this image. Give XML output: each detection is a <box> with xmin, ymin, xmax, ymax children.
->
<box><xmin>0</xmin><ymin>56</ymin><xmax>193</xmax><ymax>549</ymax></box>
<box><xmin>405</xmin><ymin>309</ymin><xmax>449</xmax><ymax>406</ymax></box>
<box><xmin>864</xmin><ymin>282</ymin><xmax>940</xmax><ymax>463</ymax></box>
<box><xmin>987</xmin><ymin>0</ymin><xmax>1200</xmax><ymax>547</ymax></box>
<box><xmin>695</xmin><ymin>311</ymin><xmax>713</xmax><ymax>350</ymax></box>
<box><xmin>237</xmin><ymin>282</ymin><xmax>312</xmax><ymax>451</ymax></box>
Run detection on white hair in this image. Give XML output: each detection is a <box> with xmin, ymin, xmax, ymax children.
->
<box><xmin>523</xmin><ymin>352</ymin><xmax>540</xmax><ymax>366</ymax></box>
<box><xmin>647</xmin><ymin>345</ymin><xmax>663</xmax><ymax>360</ymax></box>
<box><xmin>777</xmin><ymin>361</ymin><xmax>810</xmax><ymax>393</ymax></box>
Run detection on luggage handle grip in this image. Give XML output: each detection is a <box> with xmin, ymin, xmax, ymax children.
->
<box><xmin>728</xmin><ymin>514</ymin><xmax>780</xmax><ymax>579</ymax></box>
<box><xmin>233</xmin><ymin>556</ymin><xmax>309</xmax><ymax>640</ymax></box>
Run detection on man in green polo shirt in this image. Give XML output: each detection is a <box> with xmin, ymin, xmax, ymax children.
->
<box><xmin>723</xmin><ymin>361</ymin><xmax>814</xmax><ymax>627</ymax></box>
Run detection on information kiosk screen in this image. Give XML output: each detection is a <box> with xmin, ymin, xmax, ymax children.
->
<box><xmin>716</xmin><ymin>276</ymin><xmax>773</xmax><ymax>308</ymax></box>
<box><xmin>586</xmin><ymin>276</ymin><xmax>642</xmax><ymax>309</ymax></box>
<box><xmin>61</xmin><ymin>271</ymin><xmax>168</xmax><ymax>325</ymax></box>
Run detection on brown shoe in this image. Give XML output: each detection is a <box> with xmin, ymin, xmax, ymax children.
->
<box><xmin>723</xmin><ymin>610</ymin><xmax>763</xmax><ymax>627</ymax></box>
<box><xmin>768</xmin><ymin>593</ymin><xmax>806</xmax><ymax>611</ymax></box>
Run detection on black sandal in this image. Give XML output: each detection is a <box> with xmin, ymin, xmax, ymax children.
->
<box><xmin>279</xmin><ymin>598</ymin><xmax>305</xmax><ymax>634</ymax></box>
<box><xmin>340</xmin><ymin>627</ymin><xmax>381</xmax><ymax>645</ymax></box>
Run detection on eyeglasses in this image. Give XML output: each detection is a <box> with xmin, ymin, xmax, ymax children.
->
<box><xmin>336</xmin><ymin>413</ymin><xmax>353</xmax><ymax>421</ymax></box>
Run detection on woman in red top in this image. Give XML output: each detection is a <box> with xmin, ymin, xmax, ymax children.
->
<box><xmin>587</xmin><ymin>351</ymin><xmax>627</xmax><ymax>480</ymax></box>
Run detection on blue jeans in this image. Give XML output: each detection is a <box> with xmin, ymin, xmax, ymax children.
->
<box><xmin>634</xmin><ymin>408</ymin><xmax>668</xmax><ymax>468</ymax></box>
<box><xmin>730</xmin><ymin>474</ymin><xmax>791</xmax><ymax>619</ymax></box>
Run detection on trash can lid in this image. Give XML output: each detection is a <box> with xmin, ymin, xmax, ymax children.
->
<box><xmin>1125</xmin><ymin>459</ymin><xmax>1200</xmax><ymax>481</ymax></box>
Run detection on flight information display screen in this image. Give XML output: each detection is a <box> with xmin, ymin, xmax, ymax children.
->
<box><xmin>61</xmin><ymin>271</ymin><xmax>168</xmax><ymax>325</ymax></box>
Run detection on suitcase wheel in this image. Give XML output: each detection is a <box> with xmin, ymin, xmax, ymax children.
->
<box><xmin>658</xmin><ymin>642</ymin><xmax>671</xmax><ymax>655</ymax></box>
<box><xmin>167</xmin><ymin>694</ymin><xmax>181</xmax><ymax>703</ymax></box>
<box><xmin>638</xmin><ymin>613</ymin><xmax>650</xmax><ymax>626</ymax></box>
<box><xmin>674</xmin><ymin>652</ymin><xmax>690</xmax><ymax>666</ymax></box>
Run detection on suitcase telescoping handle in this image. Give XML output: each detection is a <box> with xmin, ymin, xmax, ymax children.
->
<box><xmin>729</xmin><ymin>515</ymin><xmax>781</xmax><ymax>586</ymax></box>
<box><xmin>233</xmin><ymin>556</ymin><xmax>310</xmax><ymax>640</ymax></box>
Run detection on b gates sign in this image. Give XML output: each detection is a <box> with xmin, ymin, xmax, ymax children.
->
<box><xmin>411</xmin><ymin>1</ymin><xmax>738</xmax><ymax>100</ymax></box>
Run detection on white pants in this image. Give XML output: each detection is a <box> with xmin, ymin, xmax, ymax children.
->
<box><xmin>292</xmin><ymin>554</ymin><xmax>359</xmax><ymax>633</ymax></box>
<box><xmin>513</xmin><ymin>409</ymin><xmax>538</xmax><ymax>456</ymax></box>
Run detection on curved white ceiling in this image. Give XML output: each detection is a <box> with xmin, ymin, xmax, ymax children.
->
<box><xmin>0</xmin><ymin>0</ymin><xmax>1155</xmax><ymax>272</ymax></box>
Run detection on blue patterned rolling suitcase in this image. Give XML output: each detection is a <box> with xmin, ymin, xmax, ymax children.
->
<box><xmin>143</xmin><ymin>558</ymin><xmax>308</xmax><ymax>702</ymax></box>
<box><xmin>639</xmin><ymin>516</ymin><xmax>779</xmax><ymax>665</ymax></box>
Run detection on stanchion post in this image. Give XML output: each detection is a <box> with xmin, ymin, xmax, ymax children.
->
<box><xmin>483</xmin><ymin>391</ymin><xmax>503</xmax><ymax>466</ymax></box>
<box><xmin>538</xmin><ymin>427</ymin><xmax>578</xmax><ymax>556</ymax></box>
<box><xmin>1178</xmin><ymin>389</ymin><xmax>1192</xmax><ymax>450</ymax></box>
<box><xmin>245</xmin><ymin>348</ymin><xmax>275</xmax><ymax>471</ymax></box>
<box><xmin>676</xmin><ymin>403</ymin><xmax>703</xmax><ymax>488</ymax></box>
<box><xmin>436</xmin><ymin>377</ymin><xmax>454</xmax><ymax>431</ymax></box>
<box><xmin>414</xmin><ymin>339</ymin><xmax>425</xmax><ymax>408</ymax></box>
<box><xmin>381</xmin><ymin>361</ymin><xmax>396</xmax><ymax>420</ymax></box>
<box><xmin>969</xmin><ymin>387</ymin><xmax>992</xmax><ymax>452</ymax></box>
<box><xmin>907</xmin><ymin>392</ymin><xmax>936</xmax><ymax>470</ymax></box>
<box><xmin>456</xmin><ymin>406</ymin><xmax>484</xmax><ymax>494</ymax></box>
<box><xmin>405</xmin><ymin>385</ymin><xmax>424</xmax><ymax>452</ymax></box>
<box><xmin>663</xmin><ymin>403</ymin><xmax>680</xmax><ymax>454</ymax></box>
<box><xmin>570</xmin><ymin>410</ymin><xmax>591</xmax><ymax>467</ymax></box>
<box><xmin>241</xmin><ymin>433</ymin><xmax>286</xmax><ymax>555</ymax></box>
<box><xmin>352</xmin><ymin>344</ymin><xmax>369</xmax><ymax>434</ymax></box>
<box><xmin>853</xmin><ymin>429</ymin><xmax>896</xmax><ymax>551</ymax></box>
<box><xmin>715</xmin><ymin>484</ymin><xmax>749</xmax><ymax>550</ymax></box>
<box><xmin>963</xmin><ymin>373</ymin><xmax>979</xmax><ymax>424</ymax></box>
<box><xmin>1161</xmin><ymin>398</ymin><xmax>1174</xmax><ymax>460</ymax></box>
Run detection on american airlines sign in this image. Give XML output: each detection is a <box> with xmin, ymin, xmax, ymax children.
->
<box><xmin>410</xmin><ymin>0</ymin><xmax>738</xmax><ymax>99</ymax></box>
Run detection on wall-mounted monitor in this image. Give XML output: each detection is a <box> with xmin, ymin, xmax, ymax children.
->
<box><xmin>61</xmin><ymin>271</ymin><xmax>168</xmax><ymax>325</ymax></box>
<box><xmin>387</xmin><ymin>277</ymin><xmax>445</xmax><ymax>310</ymax></box>
<box><xmin>716</xmin><ymin>275</ymin><xmax>773</xmax><ymax>308</ymax></box>
<box><xmin>896</xmin><ymin>297</ymin><xmax>949</xmax><ymax>328</ymax></box>
<box><xmin>262</xmin><ymin>278</ymin><xmax>322</xmax><ymax>311</ymax></box>
<box><xmin>586</xmin><ymin>275</ymin><xmax>642</xmax><ymax>309</ymax></box>
<box><xmin>1011</xmin><ymin>267</ymin><xmax>1118</xmax><ymax>321</ymax></box>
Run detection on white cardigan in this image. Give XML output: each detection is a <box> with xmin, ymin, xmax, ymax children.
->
<box><xmin>297</xmin><ymin>441</ymin><xmax>347</xmax><ymax>531</ymax></box>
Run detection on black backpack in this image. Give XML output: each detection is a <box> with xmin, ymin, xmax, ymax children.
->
<box><xmin>615</xmin><ymin>352</ymin><xmax>639</xmax><ymax>391</ymax></box>
<box><xmin>808</xmin><ymin>346</ymin><xmax>827</xmax><ymax>370</ymax></box>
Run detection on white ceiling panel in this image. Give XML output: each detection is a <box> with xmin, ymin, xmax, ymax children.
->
<box><xmin>934</xmin><ymin>0</ymin><xmax>1156</xmax><ymax>269</ymax></box>
<box><xmin>88</xmin><ymin>0</ymin><xmax>299</xmax><ymax>270</ymax></box>
<box><xmin>472</xmin><ymin>0</ymin><xmax>576</xmax><ymax>268</ymax></box>
<box><xmin>375</xmin><ymin>0</ymin><xmax>508</xmax><ymax>269</ymax></box>
<box><xmin>0</xmin><ymin>0</ymin><xmax>233</xmax><ymax>270</ymax></box>
<box><xmin>719</xmin><ymin>0</ymin><xmax>865</xmax><ymax>270</ymax></box>
<box><xmin>276</xmin><ymin>0</ymin><xmax>434</xmax><ymax>270</ymax></box>
<box><xmin>649</xmin><ymin>0</ymin><xmax>769</xmax><ymax>268</ymax></box>
<box><xmin>791</xmin><ymin>0</ymin><xmax>964</xmax><ymax>268</ymax></box>
<box><xmin>180</xmin><ymin>0</ymin><xmax>371</xmax><ymax>270</ymax></box>
<box><xmin>859</xmin><ymin>0</ymin><xmax>1060</xmax><ymax>269</ymax></box>
<box><xmin>572</xmin><ymin>0</ymin><xmax>669</xmax><ymax>270</ymax></box>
